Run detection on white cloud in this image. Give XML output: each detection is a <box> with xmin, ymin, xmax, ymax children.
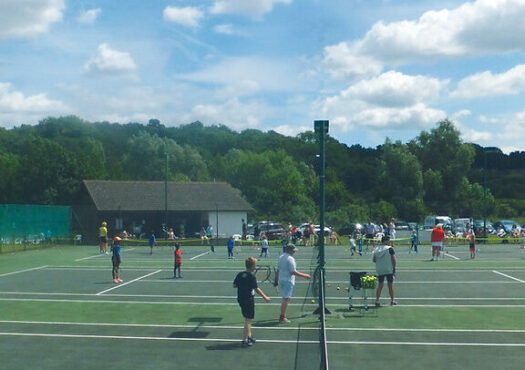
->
<box><xmin>184</xmin><ymin>98</ymin><xmax>268</xmax><ymax>130</ymax></box>
<box><xmin>0</xmin><ymin>82</ymin><xmax>68</xmax><ymax>125</ymax></box>
<box><xmin>452</xmin><ymin>65</ymin><xmax>525</xmax><ymax>98</ymax></box>
<box><xmin>326</xmin><ymin>0</ymin><xmax>525</xmax><ymax>70</ymax></box>
<box><xmin>213</xmin><ymin>24</ymin><xmax>236</xmax><ymax>35</ymax></box>
<box><xmin>209</xmin><ymin>0</ymin><xmax>292</xmax><ymax>19</ymax></box>
<box><xmin>0</xmin><ymin>0</ymin><xmax>64</xmax><ymax>39</ymax></box>
<box><xmin>85</xmin><ymin>43</ymin><xmax>137</xmax><ymax>75</ymax></box>
<box><xmin>163</xmin><ymin>6</ymin><xmax>204</xmax><ymax>28</ymax></box>
<box><xmin>464</xmin><ymin>111</ymin><xmax>525</xmax><ymax>153</ymax></box>
<box><xmin>340</xmin><ymin>71</ymin><xmax>447</xmax><ymax>107</ymax></box>
<box><xmin>77</xmin><ymin>8</ymin><xmax>101</xmax><ymax>25</ymax></box>
<box><xmin>318</xmin><ymin>71</ymin><xmax>447</xmax><ymax>131</ymax></box>
<box><xmin>177</xmin><ymin>56</ymin><xmax>300</xmax><ymax>92</ymax></box>
<box><xmin>322</xmin><ymin>42</ymin><xmax>383</xmax><ymax>80</ymax></box>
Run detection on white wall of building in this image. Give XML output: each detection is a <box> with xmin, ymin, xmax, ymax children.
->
<box><xmin>207</xmin><ymin>211</ymin><xmax>246</xmax><ymax>237</ymax></box>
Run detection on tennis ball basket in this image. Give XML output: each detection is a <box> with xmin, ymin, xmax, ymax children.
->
<box><xmin>360</xmin><ymin>275</ymin><xmax>377</xmax><ymax>289</ymax></box>
<box><xmin>348</xmin><ymin>272</ymin><xmax>377</xmax><ymax>312</ymax></box>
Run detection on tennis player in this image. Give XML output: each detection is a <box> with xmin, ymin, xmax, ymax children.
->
<box><xmin>111</xmin><ymin>236</ymin><xmax>123</xmax><ymax>283</ymax></box>
<box><xmin>173</xmin><ymin>242</ymin><xmax>183</xmax><ymax>278</ymax></box>
<box><xmin>275</xmin><ymin>244</ymin><xmax>310</xmax><ymax>323</ymax></box>
<box><xmin>233</xmin><ymin>257</ymin><xmax>271</xmax><ymax>347</ymax></box>
<box><xmin>99</xmin><ymin>221</ymin><xmax>108</xmax><ymax>254</ymax></box>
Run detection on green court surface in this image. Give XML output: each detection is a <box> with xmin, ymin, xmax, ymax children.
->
<box><xmin>1</xmin><ymin>242</ymin><xmax>525</xmax><ymax>369</ymax></box>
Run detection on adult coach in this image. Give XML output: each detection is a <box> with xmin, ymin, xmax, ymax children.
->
<box><xmin>431</xmin><ymin>223</ymin><xmax>445</xmax><ymax>261</ymax></box>
<box><xmin>274</xmin><ymin>244</ymin><xmax>310</xmax><ymax>323</ymax></box>
<box><xmin>373</xmin><ymin>235</ymin><xmax>397</xmax><ymax>306</ymax></box>
<box><xmin>99</xmin><ymin>221</ymin><xmax>108</xmax><ymax>254</ymax></box>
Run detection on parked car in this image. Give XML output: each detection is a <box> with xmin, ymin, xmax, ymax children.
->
<box><xmin>493</xmin><ymin>220</ymin><xmax>521</xmax><ymax>234</ymax></box>
<box><xmin>298</xmin><ymin>223</ymin><xmax>332</xmax><ymax>237</ymax></box>
<box><xmin>394</xmin><ymin>220</ymin><xmax>410</xmax><ymax>230</ymax></box>
<box><xmin>454</xmin><ymin>218</ymin><xmax>472</xmax><ymax>235</ymax></box>
<box><xmin>423</xmin><ymin>215</ymin><xmax>456</xmax><ymax>234</ymax></box>
<box><xmin>472</xmin><ymin>219</ymin><xmax>495</xmax><ymax>237</ymax></box>
<box><xmin>255</xmin><ymin>221</ymin><xmax>286</xmax><ymax>240</ymax></box>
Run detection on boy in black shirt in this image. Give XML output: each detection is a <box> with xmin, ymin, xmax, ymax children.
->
<box><xmin>233</xmin><ymin>257</ymin><xmax>271</xmax><ymax>347</ymax></box>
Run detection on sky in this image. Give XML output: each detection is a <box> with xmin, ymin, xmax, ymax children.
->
<box><xmin>1</xmin><ymin>0</ymin><xmax>525</xmax><ymax>152</ymax></box>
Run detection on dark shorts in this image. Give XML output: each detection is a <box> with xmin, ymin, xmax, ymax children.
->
<box><xmin>378</xmin><ymin>274</ymin><xmax>394</xmax><ymax>283</ymax></box>
<box><xmin>366</xmin><ymin>234</ymin><xmax>374</xmax><ymax>239</ymax></box>
<box><xmin>100</xmin><ymin>236</ymin><xmax>107</xmax><ymax>244</ymax></box>
<box><xmin>112</xmin><ymin>255</ymin><xmax>121</xmax><ymax>268</ymax></box>
<box><xmin>238</xmin><ymin>297</ymin><xmax>255</xmax><ymax>319</ymax></box>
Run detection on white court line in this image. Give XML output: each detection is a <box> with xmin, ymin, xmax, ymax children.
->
<box><xmin>190</xmin><ymin>251</ymin><xmax>210</xmax><ymax>260</ymax></box>
<box><xmin>0</xmin><ymin>266</ymin><xmax>48</xmax><ymax>278</ymax></box>
<box><xmin>493</xmin><ymin>270</ymin><xmax>525</xmax><ymax>283</ymax></box>
<box><xmin>75</xmin><ymin>248</ymin><xmax>137</xmax><ymax>262</ymax></box>
<box><xmin>2</xmin><ymin>291</ymin><xmax>525</xmax><ymax>301</ymax></box>
<box><xmin>96</xmin><ymin>270</ymin><xmax>162</xmax><ymax>296</ymax></box>
<box><xmin>1</xmin><ymin>297</ymin><xmax>525</xmax><ymax>308</ymax></box>
<box><xmin>0</xmin><ymin>331</ymin><xmax>525</xmax><ymax>347</ymax></box>
<box><xmin>74</xmin><ymin>255</ymin><xmax>106</xmax><ymax>262</ymax></box>
<box><xmin>443</xmin><ymin>252</ymin><xmax>460</xmax><ymax>260</ymax></box>
<box><xmin>3</xmin><ymin>320</ymin><xmax>525</xmax><ymax>333</ymax></box>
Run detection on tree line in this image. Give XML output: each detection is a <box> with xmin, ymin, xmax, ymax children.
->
<box><xmin>1</xmin><ymin>115</ymin><xmax>524</xmax><ymax>229</ymax></box>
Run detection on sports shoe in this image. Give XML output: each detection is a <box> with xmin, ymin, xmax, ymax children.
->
<box><xmin>117</xmin><ymin>278</ymin><xmax>123</xmax><ymax>283</ymax></box>
<box><xmin>241</xmin><ymin>340</ymin><xmax>253</xmax><ymax>347</ymax></box>
<box><xmin>113</xmin><ymin>278</ymin><xmax>119</xmax><ymax>284</ymax></box>
<box><xmin>375</xmin><ymin>301</ymin><xmax>381</xmax><ymax>307</ymax></box>
<box><xmin>248</xmin><ymin>337</ymin><xmax>256</xmax><ymax>344</ymax></box>
<box><xmin>279</xmin><ymin>317</ymin><xmax>291</xmax><ymax>323</ymax></box>
<box><xmin>390</xmin><ymin>300</ymin><xmax>398</xmax><ymax>306</ymax></box>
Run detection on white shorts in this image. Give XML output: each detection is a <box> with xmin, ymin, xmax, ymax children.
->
<box><xmin>432</xmin><ymin>242</ymin><xmax>443</xmax><ymax>250</ymax></box>
<box><xmin>279</xmin><ymin>280</ymin><xmax>294</xmax><ymax>299</ymax></box>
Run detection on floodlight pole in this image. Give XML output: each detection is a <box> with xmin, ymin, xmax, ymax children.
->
<box><xmin>165</xmin><ymin>152</ymin><xmax>169</xmax><ymax>243</ymax></box>
<box><xmin>313</xmin><ymin>120</ymin><xmax>330</xmax><ymax>316</ymax></box>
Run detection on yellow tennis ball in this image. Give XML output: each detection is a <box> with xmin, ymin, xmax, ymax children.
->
<box><xmin>311</xmin><ymin>299</ymin><xmax>315</xmax><ymax>303</ymax></box>
<box><xmin>336</xmin><ymin>286</ymin><xmax>340</xmax><ymax>290</ymax></box>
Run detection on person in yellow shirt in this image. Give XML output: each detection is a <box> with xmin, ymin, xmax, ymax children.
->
<box><xmin>99</xmin><ymin>221</ymin><xmax>108</xmax><ymax>254</ymax></box>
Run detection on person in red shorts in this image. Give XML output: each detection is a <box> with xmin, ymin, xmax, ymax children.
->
<box><xmin>431</xmin><ymin>223</ymin><xmax>445</xmax><ymax>261</ymax></box>
<box><xmin>173</xmin><ymin>243</ymin><xmax>183</xmax><ymax>278</ymax></box>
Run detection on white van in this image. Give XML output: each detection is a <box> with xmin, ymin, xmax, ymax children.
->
<box><xmin>423</xmin><ymin>216</ymin><xmax>455</xmax><ymax>232</ymax></box>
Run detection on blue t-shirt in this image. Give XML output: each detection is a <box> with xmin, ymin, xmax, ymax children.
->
<box><xmin>149</xmin><ymin>234</ymin><xmax>156</xmax><ymax>246</ymax></box>
<box><xmin>227</xmin><ymin>238</ymin><xmax>235</xmax><ymax>250</ymax></box>
<box><xmin>112</xmin><ymin>244</ymin><xmax>122</xmax><ymax>257</ymax></box>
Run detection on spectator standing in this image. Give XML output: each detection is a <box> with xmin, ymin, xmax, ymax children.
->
<box><xmin>389</xmin><ymin>218</ymin><xmax>396</xmax><ymax>239</ymax></box>
<box><xmin>373</xmin><ymin>235</ymin><xmax>397</xmax><ymax>306</ymax></box>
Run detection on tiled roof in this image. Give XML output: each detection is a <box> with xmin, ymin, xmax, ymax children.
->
<box><xmin>83</xmin><ymin>180</ymin><xmax>254</xmax><ymax>212</ymax></box>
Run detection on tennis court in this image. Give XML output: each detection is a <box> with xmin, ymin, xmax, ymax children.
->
<box><xmin>1</xmin><ymin>242</ymin><xmax>525</xmax><ymax>369</ymax></box>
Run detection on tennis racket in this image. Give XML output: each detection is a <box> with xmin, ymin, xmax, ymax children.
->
<box><xmin>254</xmin><ymin>265</ymin><xmax>271</xmax><ymax>283</ymax></box>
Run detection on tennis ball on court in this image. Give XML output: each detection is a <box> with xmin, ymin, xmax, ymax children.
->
<box><xmin>346</xmin><ymin>287</ymin><xmax>349</xmax><ymax>292</ymax></box>
<box><xmin>311</xmin><ymin>299</ymin><xmax>315</xmax><ymax>303</ymax></box>
<box><xmin>336</xmin><ymin>286</ymin><xmax>340</xmax><ymax>290</ymax></box>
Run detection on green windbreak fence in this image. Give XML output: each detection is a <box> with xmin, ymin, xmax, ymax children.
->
<box><xmin>0</xmin><ymin>204</ymin><xmax>70</xmax><ymax>243</ymax></box>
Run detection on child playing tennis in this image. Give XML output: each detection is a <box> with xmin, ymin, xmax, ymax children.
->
<box><xmin>149</xmin><ymin>231</ymin><xmax>156</xmax><ymax>255</ymax></box>
<box><xmin>468</xmin><ymin>231</ymin><xmax>476</xmax><ymax>259</ymax></box>
<box><xmin>111</xmin><ymin>236</ymin><xmax>123</xmax><ymax>283</ymax></box>
<box><xmin>233</xmin><ymin>257</ymin><xmax>271</xmax><ymax>347</ymax></box>
<box><xmin>173</xmin><ymin>242</ymin><xmax>183</xmax><ymax>278</ymax></box>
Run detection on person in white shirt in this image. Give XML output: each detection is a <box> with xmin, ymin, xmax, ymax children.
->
<box><xmin>372</xmin><ymin>235</ymin><xmax>397</xmax><ymax>307</ymax></box>
<box><xmin>274</xmin><ymin>244</ymin><xmax>311</xmax><ymax>323</ymax></box>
